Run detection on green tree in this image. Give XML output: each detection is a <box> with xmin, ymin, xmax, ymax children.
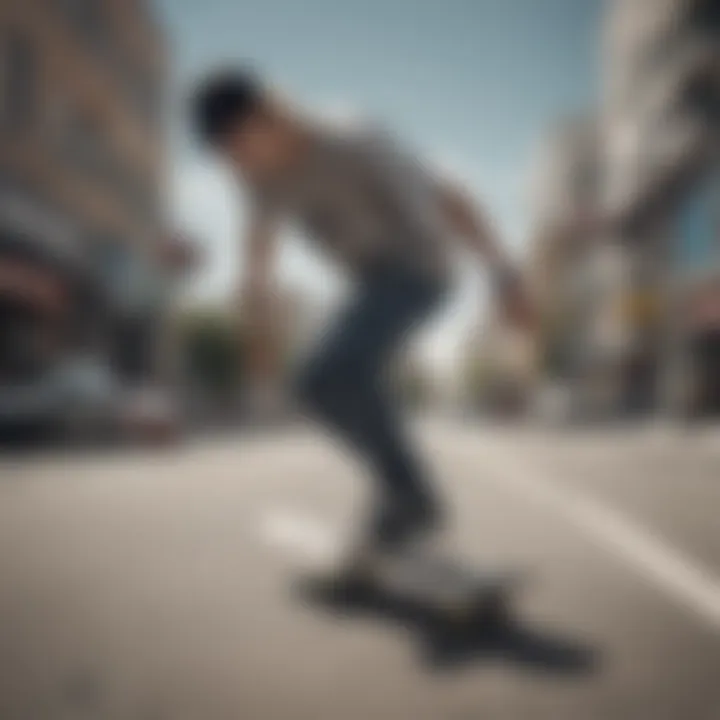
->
<box><xmin>178</xmin><ymin>309</ymin><xmax>245</xmax><ymax>402</ymax></box>
<box><xmin>465</xmin><ymin>355</ymin><xmax>491</xmax><ymax>408</ymax></box>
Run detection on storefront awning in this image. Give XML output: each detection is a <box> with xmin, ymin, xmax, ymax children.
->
<box><xmin>0</xmin><ymin>257</ymin><xmax>69</xmax><ymax>313</ymax></box>
<box><xmin>0</xmin><ymin>188</ymin><xmax>91</xmax><ymax>278</ymax></box>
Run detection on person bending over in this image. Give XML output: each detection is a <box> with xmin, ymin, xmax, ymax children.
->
<box><xmin>191</xmin><ymin>69</ymin><xmax>532</xmax><ymax>574</ymax></box>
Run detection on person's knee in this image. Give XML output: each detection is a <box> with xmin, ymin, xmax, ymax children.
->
<box><xmin>294</xmin><ymin>361</ymin><xmax>336</xmax><ymax>411</ymax></box>
<box><xmin>294</xmin><ymin>353</ymin><xmax>357</xmax><ymax>410</ymax></box>
<box><xmin>294</xmin><ymin>364</ymin><xmax>324</xmax><ymax>410</ymax></box>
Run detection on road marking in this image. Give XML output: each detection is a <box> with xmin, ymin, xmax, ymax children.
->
<box><xmin>259</xmin><ymin>508</ymin><xmax>341</xmax><ymax>568</ymax></box>
<box><xmin>480</xmin><ymin>449</ymin><xmax>720</xmax><ymax>631</ymax></box>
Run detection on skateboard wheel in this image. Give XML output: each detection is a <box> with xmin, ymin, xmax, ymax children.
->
<box><xmin>479</xmin><ymin>594</ymin><xmax>511</xmax><ymax>628</ymax></box>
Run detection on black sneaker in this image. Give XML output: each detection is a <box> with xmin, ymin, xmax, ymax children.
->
<box><xmin>370</xmin><ymin>495</ymin><xmax>445</xmax><ymax>552</ymax></box>
<box><xmin>306</xmin><ymin>497</ymin><xmax>446</xmax><ymax>598</ymax></box>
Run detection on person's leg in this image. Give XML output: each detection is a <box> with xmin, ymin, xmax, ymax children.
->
<box><xmin>295</xmin><ymin>266</ymin><xmax>446</xmax><ymax>547</ymax></box>
<box><xmin>358</xmin><ymin>376</ymin><xmax>443</xmax><ymax>546</ymax></box>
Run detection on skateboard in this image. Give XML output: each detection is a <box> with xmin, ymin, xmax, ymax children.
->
<box><xmin>301</xmin><ymin>550</ymin><xmax>520</xmax><ymax>630</ymax></box>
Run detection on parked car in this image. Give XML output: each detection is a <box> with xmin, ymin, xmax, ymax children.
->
<box><xmin>0</xmin><ymin>356</ymin><xmax>120</xmax><ymax>444</ymax></box>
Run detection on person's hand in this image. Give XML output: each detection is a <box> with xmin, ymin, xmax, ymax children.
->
<box><xmin>494</xmin><ymin>267</ymin><xmax>536</xmax><ymax>331</ymax></box>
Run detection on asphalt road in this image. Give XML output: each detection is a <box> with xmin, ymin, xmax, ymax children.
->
<box><xmin>0</xmin><ymin>419</ymin><xmax>719</xmax><ymax>720</ymax></box>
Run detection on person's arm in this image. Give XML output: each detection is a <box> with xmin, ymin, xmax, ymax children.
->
<box><xmin>437</xmin><ymin>181</ymin><xmax>508</xmax><ymax>271</ymax></box>
<box><xmin>437</xmin><ymin>181</ymin><xmax>534</xmax><ymax>328</ymax></box>
<box><xmin>353</xmin><ymin>124</ymin><xmax>533</xmax><ymax>326</ymax></box>
<box><xmin>239</xmin><ymin>204</ymin><xmax>280</xmax><ymax>342</ymax></box>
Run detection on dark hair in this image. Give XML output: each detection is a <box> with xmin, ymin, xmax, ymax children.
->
<box><xmin>191</xmin><ymin>69</ymin><xmax>264</xmax><ymax>146</ymax></box>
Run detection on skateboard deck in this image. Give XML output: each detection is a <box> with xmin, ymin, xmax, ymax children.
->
<box><xmin>371</xmin><ymin>553</ymin><xmax>517</xmax><ymax>621</ymax></box>
<box><xmin>302</xmin><ymin>550</ymin><xmax>521</xmax><ymax>628</ymax></box>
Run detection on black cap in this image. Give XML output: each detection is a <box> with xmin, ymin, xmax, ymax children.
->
<box><xmin>191</xmin><ymin>68</ymin><xmax>264</xmax><ymax>146</ymax></box>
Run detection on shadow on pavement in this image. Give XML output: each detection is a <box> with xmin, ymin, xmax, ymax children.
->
<box><xmin>295</xmin><ymin>578</ymin><xmax>600</xmax><ymax>674</ymax></box>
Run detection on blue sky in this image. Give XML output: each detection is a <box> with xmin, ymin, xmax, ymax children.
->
<box><xmin>159</xmin><ymin>0</ymin><xmax>604</xmax><ymax>372</ymax></box>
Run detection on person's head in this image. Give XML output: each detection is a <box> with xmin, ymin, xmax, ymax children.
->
<box><xmin>191</xmin><ymin>69</ymin><xmax>301</xmax><ymax>182</ymax></box>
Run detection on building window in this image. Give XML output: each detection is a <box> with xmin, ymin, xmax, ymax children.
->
<box><xmin>1</xmin><ymin>32</ymin><xmax>37</xmax><ymax>132</ymax></box>
<box><xmin>676</xmin><ymin>171</ymin><xmax>720</xmax><ymax>275</ymax></box>
<box><xmin>681</xmin><ymin>72</ymin><xmax>720</xmax><ymax>126</ymax></box>
<box><xmin>137</xmin><ymin>76</ymin><xmax>161</xmax><ymax>129</ymax></box>
<box><xmin>115</xmin><ymin>62</ymin><xmax>161</xmax><ymax>131</ymax></box>
<box><xmin>53</xmin><ymin>100</ymin><xmax>108</xmax><ymax>178</ymax></box>
<box><xmin>687</xmin><ymin>0</ymin><xmax>720</xmax><ymax>39</ymax></box>
<box><xmin>56</xmin><ymin>0</ymin><xmax>107</xmax><ymax>44</ymax></box>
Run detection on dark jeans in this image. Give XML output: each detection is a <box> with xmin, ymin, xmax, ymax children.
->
<box><xmin>295</xmin><ymin>262</ymin><xmax>447</xmax><ymax>537</ymax></box>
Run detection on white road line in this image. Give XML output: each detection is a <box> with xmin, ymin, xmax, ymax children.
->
<box><xmin>480</xmin><ymin>449</ymin><xmax>720</xmax><ymax>631</ymax></box>
<box><xmin>257</xmin><ymin>425</ymin><xmax>720</xmax><ymax>630</ymax></box>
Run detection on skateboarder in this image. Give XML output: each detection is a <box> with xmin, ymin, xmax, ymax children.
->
<box><xmin>191</xmin><ymin>69</ymin><xmax>532</xmax><ymax>574</ymax></box>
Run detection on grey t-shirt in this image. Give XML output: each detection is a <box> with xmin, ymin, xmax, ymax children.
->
<box><xmin>253</xmin><ymin>120</ymin><xmax>452</xmax><ymax>281</ymax></box>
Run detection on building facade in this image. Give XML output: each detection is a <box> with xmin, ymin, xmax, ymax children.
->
<box><xmin>602</xmin><ymin>0</ymin><xmax>720</xmax><ymax>417</ymax></box>
<box><xmin>526</xmin><ymin>116</ymin><xmax>631</xmax><ymax>418</ymax></box>
<box><xmin>670</xmin><ymin>168</ymin><xmax>720</xmax><ymax>415</ymax></box>
<box><xmin>0</xmin><ymin>0</ymin><xmax>172</xmax><ymax>434</ymax></box>
<box><xmin>526</xmin><ymin>0</ymin><xmax>720</xmax><ymax>421</ymax></box>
